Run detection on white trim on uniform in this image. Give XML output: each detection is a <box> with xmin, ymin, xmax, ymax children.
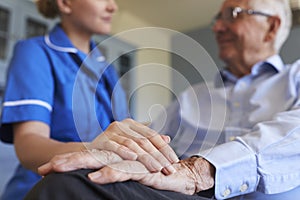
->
<box><xmin>3</xmin><ymin>99</ymin><xmax>52</xmax><ymax>112</ymax></box>
<box><xmin>44</xmin><ymin>35</ymin><xmax>78</xmax><ymax>53</ymax></box>
<box><xmin>45</xmin><ymin>34</ymin><xmax>107</xmax><ymax>63</ymax></box>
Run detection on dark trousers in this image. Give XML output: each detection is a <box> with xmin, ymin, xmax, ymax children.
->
<box><xmin>25</xmin><ymin>169</ymin><xmax>214</xmax><ymax>200</ymax></box>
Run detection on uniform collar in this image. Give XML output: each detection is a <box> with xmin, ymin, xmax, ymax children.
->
<box><xmin>44</xmin><ymin>24</ymin><xmax>78</xmax><ymax>53</ymax></box>
<box><xmin>44</xmin><ymin>24</ymin><xmax>98</xmax><ymax>54</ymax></box>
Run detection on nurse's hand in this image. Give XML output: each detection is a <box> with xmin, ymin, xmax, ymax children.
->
<box><xmin>88</xmin><ymin>118</ymin><xmax>179</xmax><ymax>175</ymax></box>
<box><xmin>38</xmin><ymin>149</ymin><xmax>122</xmax><ymax>176</ymax></box>
<box><xmin>88</xmin><ymin>156</ymin><xmax>215</xmax><ymax>195</ymax></box>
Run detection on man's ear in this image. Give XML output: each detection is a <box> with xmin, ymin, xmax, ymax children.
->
<box><xmin>56</xmin><ymin>0</ymin><xmax>72</xmax><ymax>14</ymax></box>
<box><xmin>264</xmin><ymin>15</ymin><xmax>281</xmax><ymax>42</ymax></box>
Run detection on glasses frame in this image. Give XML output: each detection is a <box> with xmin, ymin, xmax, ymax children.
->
<box><xmin>213</xmin><ymin>6</ymin><xmax>273</xmax><ymax>24</ymax></box>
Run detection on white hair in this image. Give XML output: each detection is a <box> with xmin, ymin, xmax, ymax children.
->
<box><xmin>249</xmin><ymin>0</ymin><xmax>292</xmax><ymax>52</ymax></box>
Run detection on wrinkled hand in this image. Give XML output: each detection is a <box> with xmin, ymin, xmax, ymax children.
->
<box><xmin>38</xmin><ymin>149</ymin><xmax>122</xmax><ymax>176</ymax></box>
<box><xmin>88</xmin><ymin>118</ymin><xmax>179</xmax><ymax>174</ymax></box>
<box><xmin>88</xmin><ymin>157</ymin><xmax>215</xmax><ymax>195</ymax></box>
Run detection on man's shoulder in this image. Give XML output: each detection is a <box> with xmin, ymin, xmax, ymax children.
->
<box><xmin>284</xmin><ymin>59</ymin><xmax>300</xmax><ymax>76</ymax></box>
<box><xmin>290</xmin><ymin>59</ymin><xmax>300</xmax><ymax>70</ymax></box>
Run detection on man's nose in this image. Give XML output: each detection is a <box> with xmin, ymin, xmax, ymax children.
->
<box><xmin>212</xmin><ymin>19</ymin><xmax>227</xmax><ymax>33</ymax></box>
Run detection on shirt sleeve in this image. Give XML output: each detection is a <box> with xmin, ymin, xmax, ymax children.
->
<box><xmin>0</xmin><ymin>39</ymin><xmax>54</xmax><ymax>143</ymax></box>
<box><xmin>198</xmin><ymin>83</ymin><xmax>300</xmax><ymax>199</ymax></box>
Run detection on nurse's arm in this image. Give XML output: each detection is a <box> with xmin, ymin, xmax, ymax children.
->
<box><xmin>13</xmin><ymin>121</ymin><xmax>87</xmax><ymax>173</ymax></box>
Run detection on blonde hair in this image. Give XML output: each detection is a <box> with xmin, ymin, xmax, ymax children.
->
<box><xmin>36</xmin><ymin>0</ymin><xmax>60</xmax><ymax>19</ymax></box>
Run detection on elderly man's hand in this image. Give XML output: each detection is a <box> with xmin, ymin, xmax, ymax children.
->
<box><xmin>88</xmin><ymin>156</ymin><xmax>215</xmax><ymax>195</ymax></box>
<box><xmin>38</xmin><ymin>149</ymin><xmax>122</xmax><ymax>176</ymax></box>
<box><xmin>88</xmin><ymin>118</ymin><xmax>179</xmax><ymax>175</ymax></box>
<box><xmin>38</xmin><ymin>149</ymin><xmax>215</xmax><ymax>195</ymax></box>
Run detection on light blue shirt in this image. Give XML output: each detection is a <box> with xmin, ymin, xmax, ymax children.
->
<box><xmin>152</xmin><ymin>55</ymin><xmax>300</xmax><ymax>199</ymax></box>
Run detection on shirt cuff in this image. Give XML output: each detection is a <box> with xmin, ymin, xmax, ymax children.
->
<box><xmin>198</xmin><ymin>141</ymin><xmax>260</xmax><ymax>199</ymax></box>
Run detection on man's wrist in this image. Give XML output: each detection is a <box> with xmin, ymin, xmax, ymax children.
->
<box><xmin>190</xmin><ymin>156</ymin><xmax>215</xmax><ymax>193</ymax></box>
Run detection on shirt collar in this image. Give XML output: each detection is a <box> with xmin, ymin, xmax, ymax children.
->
<box><xmin>216</xmin><ymin>54</ymin><xmax>285</xmax><ymax>86</ymax></box>
<box><xmin>251</xmin><ymin>54</ymin><xmax>284</xmax><ymax>75</ymax></box>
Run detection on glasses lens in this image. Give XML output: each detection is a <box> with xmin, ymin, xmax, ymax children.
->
<box><xmin>214</xmin><ymin>7</ymin><xmax>235</xmax><ymax>22</ymax></box>
<box><xmin>226</xmin><ymin>7</ymin><xmax>235</xmax><ymax>22</ymax></box>
<box><xmin>212</xmin><ymin>7</ymin><xmax>240</xmax><ymax>25</ymax></box>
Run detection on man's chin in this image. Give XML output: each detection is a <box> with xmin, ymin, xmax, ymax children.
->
<box><xmin>219</xmin><ymin>52</ymin><xmax>235</xmax><ymax>63</ymax></box>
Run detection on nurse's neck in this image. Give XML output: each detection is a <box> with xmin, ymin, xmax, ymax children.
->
<box><xmin>68</xmin><ymin>33</ymin><xmax>91</xmax><ymax>54</ymax></box>
<box><xmin>61</xmin><ymin>23</ymin><xmax>92</xmax><ymax>54</ymax></box>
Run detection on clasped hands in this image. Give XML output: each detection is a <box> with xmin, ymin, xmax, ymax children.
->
<box><xmin>38</xmin><ymin>119</ymin><xmax>215</xmax><ymax>195</ymax></box>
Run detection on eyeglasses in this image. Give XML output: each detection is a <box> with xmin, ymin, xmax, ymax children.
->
<box><xmin>213</xmin><ymin>7</ymin><xmax>273</xmax><ymax>24</ymax></box>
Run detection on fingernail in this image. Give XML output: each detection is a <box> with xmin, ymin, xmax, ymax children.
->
<box><xmin>161</xmin><ymin>167</ymin><xmax>170</xmax><ymax>175</ymax></box>
<box><xmin>88</xmin><ymin>172</ymin><xmax>102</xmax><ymax>180</ymax></box>
<box><xmin>165</xmin><ymin>136</ymin><xmax>171</xmax><ymax>143</ymax></box>
<box><xmin>170</xmin><ymin>154</ymin><xmax>179</xmax><ymax>163</ymax></box>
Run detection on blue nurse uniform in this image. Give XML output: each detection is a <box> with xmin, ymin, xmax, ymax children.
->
<box><xmin>0</xmin><ymin>24</ymin><xmax>129</xmax><ymax>200</ymax></box>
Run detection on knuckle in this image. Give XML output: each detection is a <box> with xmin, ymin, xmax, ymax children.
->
<box><xmin>136</xmin><ymin>137</ymin><xmax>150</xmax><ymax>148</ymax></box>
<box><xmin>147</xmin><ymin>128</ymin><xmax>158</xmax><ymax>136</ymax></box>
<box><xmin>122</xmin><ymin>138</ymin><xmax>135</xmax><ymax>147</ymax></box>
<box><xmin>100</xmin><ymin>150</ymin><xmax>113</xmax><ymax>161</ymax></box>
<box><xmin>73</xmin><ymin>152</ymin><xmax>84</xmax><ymax>160</ymax></box>
<box><xmin>50</xmin><ymin>155</ymin><xmax>65</xmax><ymax>164</ymax></box>
<box><xmin>109</xmin><ymin>121</ymin><xmax>121</xmax><ymax>129</ymax></box>
<box><xmin>50</xmin><ymin>155</ymin><xmax>59</xmax><ymax>162</ymax></box>
<box><xmin>104</xmin><ymin>169</ymin><xmax>120</xmax><ymax>181</ymax></box>
<box><xmin>123</xmin><ymin>118</ymin><xmax>134</xmax><ymax>123</ymax></box>
<box><xmin>102</xmin><ymin>140</ymin><xmax>110</xmax><ymax>149</ymax></box>
<box><xmin>138</xmin><ymin>153</ymin><xmax>151</xmax><ymax>162</ymax></box>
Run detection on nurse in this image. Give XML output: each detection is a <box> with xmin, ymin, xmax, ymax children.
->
<box><xmin>0</xmin><ymin>0</ymin><xmax>130</xmax><ymax>199</ymax></box>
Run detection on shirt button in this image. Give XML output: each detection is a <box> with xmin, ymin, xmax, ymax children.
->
<box><xmin>222</xmin><ymin>189</ymin><xmax>231</xmax><ymax>197</ymax></box>
<box><xmin>240</xmin><ymin>184</ymin><xmax>248</xmax><ymax>192</ymax></box>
